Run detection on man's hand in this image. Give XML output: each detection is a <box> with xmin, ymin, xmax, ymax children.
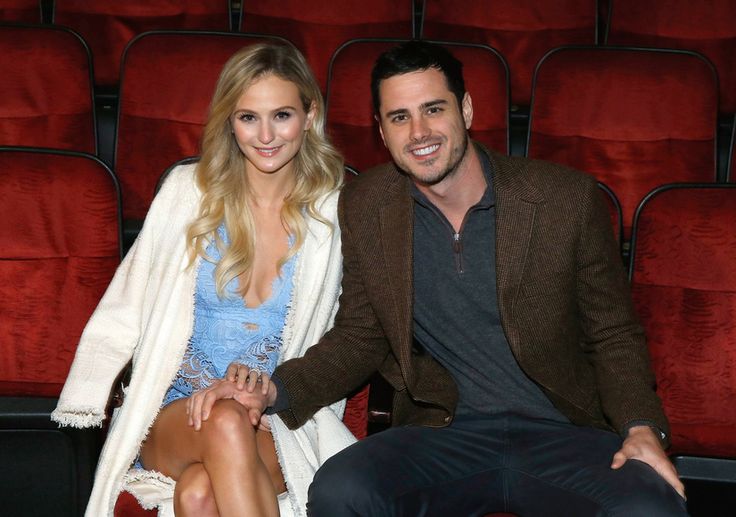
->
<box><xmin>186</xmin><ymin>378</ymin><xmax>277</xmax><ymax>430</ymax></box>
<box><xmin>611</xmin><ymin>425</ymin><xmax>685</xmax><ymax>499</ymax></box>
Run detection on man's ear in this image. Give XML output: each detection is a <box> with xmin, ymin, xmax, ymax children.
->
<box><xmin>462</xmin><ymin>92</ymin><xmax>473</xmax><ymax>130</ymax></box>
<box><xmin>376</xmin><ymin>114</ymin><xmax>387</xmax><ymax>147</ymax></box>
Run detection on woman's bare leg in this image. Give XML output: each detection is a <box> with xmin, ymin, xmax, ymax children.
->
<box><xmin>140</xmin><ymin>398</ymin><xmax>279</xmax><ymax>517</ymax></box>
<box><xmin>174</xmin><ymin>463</ymin><xmax>218</xmax><ymax>517</ymax></box>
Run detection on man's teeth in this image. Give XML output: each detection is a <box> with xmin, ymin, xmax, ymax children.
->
<box><xmin>413</xmin><ymin>144</ymin><xmax>439</xmax><ymax>156</ymax></box>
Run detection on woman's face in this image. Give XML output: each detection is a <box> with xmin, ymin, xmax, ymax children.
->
<box><xmin>231</xmin><ymin>74</ymin><xmax>315</xmax><ymax>178</ymax></box>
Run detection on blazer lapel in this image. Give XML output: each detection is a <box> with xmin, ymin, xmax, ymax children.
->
<box><xmin>490</xmin><ymin>152</ymin><xmax>543</xmax><ymax>357</ymax></box>
<box><xmin>378</xmin><ymin>174</ymin><xmax>415</xmax><ymax>369</ymax></box>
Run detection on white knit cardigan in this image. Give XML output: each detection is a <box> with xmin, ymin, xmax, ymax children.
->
<box><xmin>52</xmin><ymin>164</ymin><xmax>356</xmax><ymax>516</ymax></box>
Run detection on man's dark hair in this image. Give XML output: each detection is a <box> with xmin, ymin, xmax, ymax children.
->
<box><xmin>370</xmin><ymin>40</ymin><xmax>465</xmax><ymax>114</ymax></box>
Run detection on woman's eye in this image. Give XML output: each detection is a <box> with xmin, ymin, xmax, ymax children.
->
<box><xmin>237</xmin><ymin>113</ymin><xmax>255</xmax><ymax>122</ymax></box>
<box><xmin>275</xmin><ymin>111</ymin><xmax>292</xmax><ymax>120</ymax></box>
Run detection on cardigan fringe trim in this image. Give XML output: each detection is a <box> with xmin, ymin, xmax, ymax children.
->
<box><xmin>51</xmin><ymin>406</ymin><xmax>105</xmax><ymax>428</ymax></box>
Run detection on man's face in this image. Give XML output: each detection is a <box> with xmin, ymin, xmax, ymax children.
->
<box><xmin>376</xmin><ymin>67</ymin><xmax>473</xmax><ymax>186</ymax></box>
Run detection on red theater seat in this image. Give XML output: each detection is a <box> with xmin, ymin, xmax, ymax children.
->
<box><xmin>598</xmin><ymin>182</ymin><xmax>623</xmax><ymax>252</ymax></box>
<box><xmin>729</xmin><ymin>115</ymin><xmax>735</xmax><ymax>182</ymax></box>
<box><xmin>239</xmin><ymin>0</ymin><xmax>414</xmax><ymax>91</ymax></box>
<box><xmin>327</xmin><ymin>38</ymin><xmax>509</xmax><ymax>172</ymax></box>
<box><xmin>0</xmin><ymin>147</ymin><xmax>120</xmax><ymax>515</ymax></box>
<box><xmin>0</xmin><ymin>148</ymin><xmax>121</xmax><ymax>397</ymax></box>
<box><xmin>606</xmin><ymin>0</ymin><xmax>736</xmax><ymax>114</ymax></box>
<box><xmin>52</xmin><ymin>0</ymin><xmax>232</xmax><ymax>88</ymax></box>
<box><xmin>419</xmin><ymin>0</ymin><xmax>597</xmax><ymax>107</ymax></box>
<box><xmin>629</xmin><ymin>184</ymin><xmax>736</xmax><ymax>481</ymax></box>
<box><xmin>0</xmin><ymin>24</ymin><xmax>96</xmax><ymax>153</ymax></box>
<box><xmin>115</xmin><ymin>31</ymin><xmax>282</xmax><ymax>222</ymax></box>
<box><xmin>527</xmin><ymin>46</ymin><xmax>718</xmax><ymax>240</ymax></box>
<box><xmin>0</xmin><ymin>0</ymin><xmax>41</xmax><ymax>22</ymax></box>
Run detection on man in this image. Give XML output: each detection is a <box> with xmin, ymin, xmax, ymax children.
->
<box><xmin>201</xmin><ymin>40</ymin><xmax>688</xmax><ymax>515</ymax></box>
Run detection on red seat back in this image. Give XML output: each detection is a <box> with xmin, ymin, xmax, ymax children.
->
<box><xmin>0</xmin><ymin>148</ymin><xmax>120</xmax><ymax>397</ymax></box>
<box><xmin>240</xmin><ymin>0</ymin><xmax>414</xmax><ymax>91</ymax></box>
<box><xmin>327</xmin><ymin>39</ymin><xmax>509</xmax><ymax>172</ymax></box>
<box><xmin>606</xmin><ymin>0</ymin><xmax>736</xmax><ymax>114</ymax></box>
<box><xmin>527</xmin><ymin>47</ymin><xmax>718</xmax><ymax>239</ymax></box>
<box><xmin>0</xmin><ymin>24</ymin><xmax>96</xmax><ymax>153</ymax></box>
<box><xmin>729</xmin><ymin>115</ymin><xmax>735</xmax><ymax>183</ymax></box>
<box><xmin>629</xmin><ymin>184</ymin><xmax>736</xmax><ymax>458</ymax></box>
<box><xmin>52</xmin><ymin>0</ymin><xmax>232</xmax><ymax>87</ymax></box>
<box><xmin>420</xmin><ymin>0</ymin><xmax>597</xmax><ymax>106</ymax></box>
<box><xmin>115</xmin><ymin>31</ymin><xmax>281</xmax><ymax>221</ymax></box>
<box><xmin>0</xmin><ymin>0</ymin><xmax>41</xmax><ymax>22</ymax></box>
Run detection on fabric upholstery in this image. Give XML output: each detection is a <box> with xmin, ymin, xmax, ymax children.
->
<box><xmin>0</xmin><ymin>0</ymin><xmax>41</xmax><ymax>22</ymax></box>
<box><xmin>52</xmin><ymin>0</ymin><xmax>232</xmax><ymax>87</ymax></box>
<box><xmin>420</xmin><ymin>0</ymin><xmax>596</xmax><ymax>106</ymax></box>
<box><xmin>606</xmin><ymin>0</ymin><xmax>736</xmax><ymax>113</ymax></box>
<box><xmin>730</xmin><ymin>115</ymin><xmax>735</xmax><ymax>183</ymax></box>
<box><xmin>629</xmin><ymin>185</ymin><xmax>736</xmax><ymax>458</ymax></box>
<box><xmin>527</xmin><ymin>47</ymin><xmax>718</xmax><ymax>239</ymax></box>
<box><xmin>598</xmin><ymin>182</ymin><xmax>623</xmax><ymax>249</ymax></box>
<box><xmin>327</xmin><ymin>39</ymin><xmax>509</xmax><ymax>172</ymax></box>
<box><xmin>0</xmin><ymin>24</ymin><xmax>95</xmax><ymax>153</ymax></box>
<box><xmin>240</xmin><ymin>0</ymin><xmax>414</xmax><ymax>91</ymax></box>
<box><xmin>115</xmin><ymin>31</ymin><xmax>279</xmax><ymax>221</ymax></box>
<box><xmin>0</xmin><ymin>148</ymin><xmax>120</xmax><ymax>397</ymax></box>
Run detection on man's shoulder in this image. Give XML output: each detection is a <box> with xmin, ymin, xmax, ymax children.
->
<box><xmin>342</xmin><ymin>161</ymin><xmax>405</xmax><ymax>205</ymax></box>
<box><xmin>483</xmin><ymin>147</ymin><xmax>598</xmax><ymax>198</ymax></box>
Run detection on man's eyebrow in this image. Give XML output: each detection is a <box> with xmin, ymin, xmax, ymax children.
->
<box><xmin>420</xmin><ymin>99</ymin><xmax>448</xmax><ymax>110</ymax></box>
<box><xmin>384</xmin><ymin>99</ymin><xmax>448</xmax><ymax>118</ymax></box>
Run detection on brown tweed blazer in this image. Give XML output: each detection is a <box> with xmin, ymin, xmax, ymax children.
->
<box><xmin>276</xmin><ymin>144</ymin><xmax>669</xmax><ymax>442</ymax></box>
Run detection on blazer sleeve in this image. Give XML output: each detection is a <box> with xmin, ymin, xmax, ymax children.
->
<box><xmin>575</xmin><ymin>179</ymin><xmax>669</xmax><ymax>441</ymax></box>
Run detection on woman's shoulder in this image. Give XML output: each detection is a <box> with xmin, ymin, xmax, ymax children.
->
<box><xmin>314</xmin><ymin>188</ymin><xmax>340</xmax><ymax>219</ymax></box>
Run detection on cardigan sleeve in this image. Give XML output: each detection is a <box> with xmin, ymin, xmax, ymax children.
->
<box><xmin>52</xmin><ymin>171</ymin><xmax>184</xmax><ymax>428</ymax></box>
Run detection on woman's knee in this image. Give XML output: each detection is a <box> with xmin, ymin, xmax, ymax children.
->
<box><xmin>202</xmin><ymin>399</ymin><xmax>252</xmax><ymax>438</ymax></box>
<box><xmin>175</xmin><ymin>464</ymin><xmax>217</xmax><ymax>517</ymax></box>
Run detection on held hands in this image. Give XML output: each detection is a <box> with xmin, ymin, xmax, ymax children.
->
<box><xmin>186</xmin><ymin>363</ymin><xmax>277</xmax><ymax>431</ymax></box>
<box><xmin>611</xmin><ymin>425</ymin><xmax>686</xmax><ymax>499</ymax></box>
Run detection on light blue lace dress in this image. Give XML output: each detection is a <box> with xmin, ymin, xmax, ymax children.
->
<box><xmin>162</xmin><ymin>226</ymin><xmax>297</xmax><ymax>406</ymax></box>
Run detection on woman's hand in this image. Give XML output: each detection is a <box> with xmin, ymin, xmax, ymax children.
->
<box><xmin>186</xmin><ymin>378</ymin><xmax>269</xmax><ymax>431</ymax></box>
<box><xmin>225</xmin><ymin>362</ymin><xmax>271</xmax><ymax>395</ymax></box>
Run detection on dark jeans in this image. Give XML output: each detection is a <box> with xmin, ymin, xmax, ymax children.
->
<box><xmin>307</xmin><ymin>414</ymin><xmax>688</xmax><ymax>516</ymax></box>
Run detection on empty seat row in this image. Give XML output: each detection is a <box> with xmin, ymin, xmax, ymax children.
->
<box><xmin>1</xmin><ymin>27</ymin><xmax>732</xmax><ymax>243</ymax></box>
<box><xmin>3</xmin><ymin>0</ymin><xmax>734</xmax><ymax>114</ymax></box>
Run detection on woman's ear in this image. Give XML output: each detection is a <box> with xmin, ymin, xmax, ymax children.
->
<box><xmin>305</xmin><ymin>101</ymin><xmax>317</xmax><ymax>130</ymax></box>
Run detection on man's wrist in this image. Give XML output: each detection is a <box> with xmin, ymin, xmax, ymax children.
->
<box><xmin>623</xmin><ymin>419</ymin><xmax>667</xmax><ymax>441</ymax></box>
<box><xmin>264</xmin><ymin>374</ymin><xmax>289</xmax><ymax>415</ymax></box>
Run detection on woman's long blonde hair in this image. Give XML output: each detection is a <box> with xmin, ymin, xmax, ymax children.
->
<box><xmin>186</xmin><ymin>42</ymin><xmax>344</xmax><ymax>297</ymax></box>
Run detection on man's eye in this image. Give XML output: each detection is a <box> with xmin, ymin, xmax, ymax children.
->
<box><xmin>391</xmin><ymin>114</ymin><xmax>407</xmax><ymax>123</ymax></box>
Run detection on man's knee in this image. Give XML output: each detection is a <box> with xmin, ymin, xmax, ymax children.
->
<box><xmin>606</xmin><ymin>461</ymin><xmax>689</xmax><ymax>517</ymax></box>
<box><xmin>308</xmin><ymin>452</ymin><xmax>389</xmax><ymax>516</ymax></box>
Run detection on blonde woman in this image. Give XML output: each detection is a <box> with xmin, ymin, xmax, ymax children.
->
<box><xmin>52</xmin><ymin>43</ymin><xmax>356</xmax><ymax>517</ymax></box>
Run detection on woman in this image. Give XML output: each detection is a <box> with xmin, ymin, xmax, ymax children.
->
<box><xmin>52</xmin><ymin>43</ymin><xmax>356</xmax><ymax>517</ymax></box>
